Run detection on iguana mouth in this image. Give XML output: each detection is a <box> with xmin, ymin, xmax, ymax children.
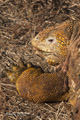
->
<box><xmin>33</xmin><ymin>46</ymin><xmax>49</xmax><ymax>54</ymax></box>
<box><xmin>33</xmin><ymin>46</ymin><xmax>58</xmax><ymax>57</ymax></box>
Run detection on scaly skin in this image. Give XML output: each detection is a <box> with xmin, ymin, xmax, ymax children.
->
<box><xmin>16</xmin><ymin>67</ymin><xmax>69</xmax><ymax>103</ymax></box>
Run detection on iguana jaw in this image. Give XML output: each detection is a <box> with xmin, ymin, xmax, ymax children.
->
<box><xmin>33</xmin><ymin>46</ymin><xmax>58</xmax><ymax>57</ymax></box>
<box><xmin>33</xmin><ymin>46</ymin><xmax>61</xmax><ymax>65</ymax></box>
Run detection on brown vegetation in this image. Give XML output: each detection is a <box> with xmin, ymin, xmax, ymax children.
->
<box><xmin>0</xmin><ymin>0</ymin><xmax>80</xmax><ymax>119</ymax></box>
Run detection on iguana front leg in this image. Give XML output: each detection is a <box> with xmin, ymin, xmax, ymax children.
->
<box><xmin>7</xmin><ymin>62</ymin><xmax>69</xmax><ymax>103</ymax></box>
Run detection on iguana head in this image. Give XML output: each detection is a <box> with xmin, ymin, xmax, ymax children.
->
<box><xmin>32</xmin><ymin>20</ymin><xmax>73</xmax><ymax>65</ymax></box>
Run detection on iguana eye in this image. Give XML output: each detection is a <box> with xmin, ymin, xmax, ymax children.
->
<box><xmin>46</xmin><ymin>37</ymin><xmax>57</xmax><ymax>44</ymax></box>
<box><xmin>48</xmin><ymin>39</ymin><xmax>54</xmax><ymax>42</ymax></box>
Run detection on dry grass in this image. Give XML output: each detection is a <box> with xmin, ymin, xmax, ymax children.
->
<box><xmin>0</xmin><ymin>0</ymin><xmax>80</xmax><ymax>119</ymax></box>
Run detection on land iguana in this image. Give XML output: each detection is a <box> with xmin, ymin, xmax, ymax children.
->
<box><xmin>7</xmin><ymin>20</ymin><xmax>80</xmax><ymax>115</ymax></box>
